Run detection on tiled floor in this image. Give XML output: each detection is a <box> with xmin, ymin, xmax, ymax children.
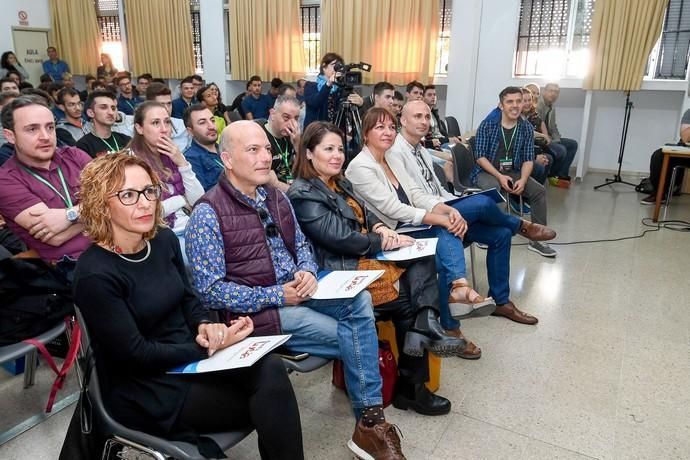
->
<box><xmin>1</xmin><ymin>172</ymin><xmax>689</xmax><ymax>460</ymax></box>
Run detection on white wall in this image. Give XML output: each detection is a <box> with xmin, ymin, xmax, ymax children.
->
<box><xmin>445</xmin><ymin>0</ymin><xmax>688</xmax><ymax>175</ymax></box>
<box><xmin>0</xmin><ymin>0</ymin><xmax>50</xmax><ymax>53</ymax></box>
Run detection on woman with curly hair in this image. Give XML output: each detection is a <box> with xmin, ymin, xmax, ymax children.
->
<box><xmin>69</xmin><ymin>152</ymin><xmax>304</xmax><ymax>459</ymax></box>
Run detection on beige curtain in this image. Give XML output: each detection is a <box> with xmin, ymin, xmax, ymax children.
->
<box><xmin>229</xmin><ymin>0</ymin><xmax>306</xmax><ymax>81</ymax></box>
<box><xmin>584</xmin><ymin>0</ymin><xmax>669</xmax><ymax>90</ymax></box>
<box><xmin>48</xmin><ymin>0</ymin><xmax>102</xmax><ymax>75</ymax></box>
<box><xmin>123</xmin><ymin>0</ymin><xmax>195</xmax><ymax>79</ymax></box>
<box><xmin>321</xmin><ymin>0</ymin><xmax>439</xmax><ymax>85</ymax></box>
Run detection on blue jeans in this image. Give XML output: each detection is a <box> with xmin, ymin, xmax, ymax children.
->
<box><xmin>425</xmin><ymin>194</ymin><xmax>520</xmax><ymax>330</ymax></box>
<box><xmin>548</xmin><ymin>138</ymin><xmax>578</xmax><ymax>177</ymax></box>
<box><xmin>532</xmin><ymin>152</ymin><xmax>553</xmax><ymax>184</ymax></box>
<box><xmin>278</xmin><ymin>291</ymin><xmax>382</xmax><ymax>413</ymax></box>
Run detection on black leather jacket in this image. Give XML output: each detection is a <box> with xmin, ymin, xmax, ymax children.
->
<box><xmin>288</xmin><ymin>177</ymin><xmax>384</xmax><ymax>270</ymax></box>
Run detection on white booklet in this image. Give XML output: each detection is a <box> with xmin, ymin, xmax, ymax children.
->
<box><xmin>168</xmin><ymin>334</ymin><xmax>291</xmax><ymax>374</ymax></box>
<box><xmin>312</xmin><ymin>270</ymin><xmax>385</xmax><ymax>300</ymax></box>
<box><xmin>373</xmin><ymin>238</ymin><xmax>438</xmax><ymax>261</ymax></box>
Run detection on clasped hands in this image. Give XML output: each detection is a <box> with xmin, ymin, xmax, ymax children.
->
<box><xmin>374</xmin><ymin>225</ymin><xmax>415</xmax><ymax>251</ymax></box>
<box><xmin>283</xmin><ymin>270</ymin><xmax>318</xmax><ymax>305</ymax></box>
<box><xmin>196</xmin><ymin>317</ymin><xmax>254</xmax><ymax>356</ymax></box>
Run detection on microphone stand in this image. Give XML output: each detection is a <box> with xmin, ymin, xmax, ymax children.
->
<box><xmin>594</xmin><ymin>90</ymin><xmax>637</xmax><ymax>190</ymax></box>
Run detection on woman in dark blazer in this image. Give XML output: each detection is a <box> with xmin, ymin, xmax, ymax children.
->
<box><xmin>288</xmin><ymin>122</ymin><xmax>464</xmax><ymax>416</ymax></box>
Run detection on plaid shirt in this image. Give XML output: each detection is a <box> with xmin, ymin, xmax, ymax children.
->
<box><xmin>470</xmin><ymin>115</ymin><xmax>535</xmax><ymax>185</ymax></box>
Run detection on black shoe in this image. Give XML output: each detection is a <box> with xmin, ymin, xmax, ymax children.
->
<box><xmin>403</xmin><ymin>308</ymin><xmax>466</xmax><ymax>357</ymax></box>
<box><xmin>393</xmin><ymin>383</ymin><xmax>451</xmax><ymax>416</ymax></box>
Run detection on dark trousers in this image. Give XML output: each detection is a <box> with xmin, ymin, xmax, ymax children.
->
<box><xmin>649</xmin><ymin>148</ymin><xmax>690</xmax><ymax>194</ymax></box>
<box><xmin>176</xmin><ymin>354</ymin><xmax>304</xmax><ymax>460</ymax></box>
<box><xmin>376</xmin><ymin>256</ymin><xmax>437</xmax><ymax>385</ymax></box>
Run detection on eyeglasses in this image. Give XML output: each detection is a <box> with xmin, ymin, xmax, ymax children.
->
<box><xmin>111</xmin><ymin>185</ymin><xmax>161</xmax><ymax>206</ymax></box>
<box><xmin>257</xmin><ymin>208</ymin><xmax>279</xmax><ymax>238</ymax></box>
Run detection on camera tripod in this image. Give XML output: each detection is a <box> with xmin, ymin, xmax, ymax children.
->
<box><xmin>334</xmin><ymin>101</ymin><xmax>363</xmax><ymax>166</ymax></box>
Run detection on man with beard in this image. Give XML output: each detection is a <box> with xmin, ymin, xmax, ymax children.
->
<box><xmin>470</xmin><ymin>86</ymin><xmax>555</xmax><ymax>258</ymax></box>
<box><xmin>0</xmin><ymin>96</ymin><xmax>90</xmax><ymax>271</ymax></box>
<box><xmin>55</xmin><ymin>88</ymin><xmax>88</xmax><ymax>143</ymax></box>
<box><xmin>183</xmin><ymin>104</ymin><xmax>223</xmax><ymax>190</ymax></box>
<box><xmin>76</xmin><ymin>90</ymin><xmax>131</xmax><ymax>158</ymax></box>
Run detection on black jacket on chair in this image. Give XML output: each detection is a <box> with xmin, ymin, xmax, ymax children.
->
<box><xmin>287</xmin><ymin>177</ymin><xmax>384</xmax><ymax>270</ymax></box>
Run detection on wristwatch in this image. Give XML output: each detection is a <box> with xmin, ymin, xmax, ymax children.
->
<box><xmin>66</xmin><ymin>207</ymin><xmax>79</xmax><ymax>223</ymax></box>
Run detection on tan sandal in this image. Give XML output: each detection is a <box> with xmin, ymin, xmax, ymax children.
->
<box><xmin>445</xmin><ymin>328</ymin><xmax>482</xmax><ymax>359</ymax></box>
<box><xmin>448</xmin><ymin>281</ymin><xmax>496</xmax><ymax>320</ymax></box>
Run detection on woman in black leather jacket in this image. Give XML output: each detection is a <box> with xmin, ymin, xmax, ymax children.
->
<box><xmin>287</xmin><ymin>122</ymin><xmax>463</xmax><ymax>417</ymax></box>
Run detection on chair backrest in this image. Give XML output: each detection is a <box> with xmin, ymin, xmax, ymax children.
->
<box><xmin>432</xmin><ymin>161</ymin><xmax>453</xmax><ymax>194</ymax></box>
<box><xmin>446</xmin><ymin>116</ymin><xmax>461</xmax><ymax>137</ymax></box>
<box><xmin>75</xmin><ymin>305</ymin><xmax>252</xmax><ymax>460</ymax></box>
<box><xmin>451</xmin><ymin>143</ymin><xmax>476</xmax><ymax>189</ymax></box>
<box><xmin>227</xmin><ymin>110</ymin><xmax>242</xmax><ymax>123</ymax></box>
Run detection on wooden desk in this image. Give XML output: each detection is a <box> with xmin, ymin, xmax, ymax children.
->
<box><xmin>654</xmin><ymin>145</ymin><xmax>690</xmax><ymax>222</ymax></box>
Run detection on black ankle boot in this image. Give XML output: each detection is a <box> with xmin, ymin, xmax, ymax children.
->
<box><xmin>393</xmin><ymin>382</ymin><xmax>451</xmax><ymax>416</ymax></box>
<box><xmin>403</xmin><ymin>308</ymin><xmax>467</xmax><ymax>357</ymax></box>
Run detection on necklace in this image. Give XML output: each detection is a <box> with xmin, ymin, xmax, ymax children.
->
<box><xmin>112</xmin><ymin>240</ymin><xmax>151</xmax><ymax>263</ymax></box>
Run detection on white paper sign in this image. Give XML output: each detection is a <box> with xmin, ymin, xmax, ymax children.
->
<box><xmin>373</xmin><ymin>238</ymin><xmax>438</xmax><ymax>261</ymax></box>
<box><xmin>168</xmin><ymin>334</ymin><xmax>291</xmax><ymax>374</ymax></box>
<box><xmin>311</xmin><ymin>270</ymin><xmax>384</xmax><ymax>300</ymax></box>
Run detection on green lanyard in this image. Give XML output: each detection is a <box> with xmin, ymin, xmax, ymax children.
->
<box><xmin>21</xmin><ymin>165</ymin><xmax>74</xmax><ymax>208</ymax></box>
<box><xmin>213</xmin><ymin>158</ymin><xmax>224</xmax><ymax>169</ymax></box>
<box><xmin>267</xmin><ymin>131</ymin><xmax>292</xmax><ymax>179</ymax></box>
<box><xmin>100</xmin><ymin>134</ymin><xmax>120</xmax><ymax>153</ymax></box>
<box><xmin>501</xmin><ymin>126</ymin><xmax>517</xmax><ymax>156</ymax></box>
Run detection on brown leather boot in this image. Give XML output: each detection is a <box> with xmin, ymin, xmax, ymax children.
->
<box><xmin>348</xmin><ymin>419</ymin><xmax>406</xmax><ymax>460</ymax></box>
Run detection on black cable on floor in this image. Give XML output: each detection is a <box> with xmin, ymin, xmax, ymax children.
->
<box><xmin>508</xmin><ymin>218</ymin><xmax>690</xmax><ymax>246</ymax></box>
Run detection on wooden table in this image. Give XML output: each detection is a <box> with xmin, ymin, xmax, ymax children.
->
<box><xmin>653</xmin><ymin>145</ymin><xmax>690</xmax><ymax>222</ymax></box>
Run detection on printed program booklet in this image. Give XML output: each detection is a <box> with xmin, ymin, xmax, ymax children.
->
<box><xmin>373</xmin><ymin>238</ymin><xmax>438</xmax><ymax>261</ymax></box>
<box><xmin>168</xmin><ymin>334</ymin><xmax>291</xmax><ymax>374</ymax></box>
<box><xmin>312</xmin><ymin>270</ymin><xmax>385</xmax><ymax>300</ymax></box>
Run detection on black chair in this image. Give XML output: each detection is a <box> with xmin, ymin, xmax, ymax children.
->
<box><xmin>451</xmin><ymin>143</ymin><xmax>483</xmax><ymax>194</ymax></box>
<box><xmin>281</xmin><ymin>355</ymin><xmax>330</xmax><ymax>373</ymax></box>
<box><xmin>445</xmin><ymin>116</ymin><xmax>461</xmax><ymax>138</ymax></box>
<box><xmin>74</xmin><ymin>306</ymin><xmax>253</xmax><ymax>460</ymax></box>
<box><xmin>456</xmin><ymin>140</ymin><xmax>523</xmax><ymax>217</ymax></box>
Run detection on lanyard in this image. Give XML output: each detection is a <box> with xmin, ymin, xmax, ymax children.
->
<box><xmin>267</xmin><ymin>130</ymin><xmax>292</xmax><ymax>178</ymax></box>
<box><xmin>501</xmin><ymin>126</ymin><xmax>517</xmax><ymax>154</ymax></box>
<box><xmin>100</xmin><ymin>135</ymin><xmax>120</xmax><ymax>153</ymax></box>
<box><xmin>21</xmin><ymin>165</ymin><xmax>74</xmax><ymax>208</ymax></box>
<box><xmin>213</xmin><ymin>158</ymin><xmax>224</xmax><ymax>169</ymax></box>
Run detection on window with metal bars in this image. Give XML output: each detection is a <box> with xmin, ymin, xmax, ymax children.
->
<box><xmin>95</xmin><ymin>0</ymin><xmax>121</xmax><ymax>42</ymax></box>
<box><xmin>514</xmin><ymin>0</ymin><xmax>595</xmax><ymax>77</ymax></box>
<box><xmin>650</xmin><ymin>0</ymin><xmax>690</xmax><ymax>79</ymax></box>
<box><xmin>95</xmin><ymin>0</ymin><xmax>124</xmax><ymax>71</ymax></box>
<box><xmin>190</xmin><ymin>0</ymin><xmax>204</xmax><ymax>74</ymax></box>
<box><xmin>300</xmin><ymin>4</ymin><xmax>321</xmax><ymax>74</ymax></box>
<box><xmin>435</xmin><ymin>0</ymin><xmax>452</xmax><ymax>75</ymax></box>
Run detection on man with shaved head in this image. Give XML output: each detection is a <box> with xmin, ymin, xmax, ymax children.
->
<box><xmin>390</xmin><ymin>100</ymin><xmax>555</xmax><ymax>338</ymax></box>
<box><xmin>185</xmin><ymin>121</ymin><xmax>407</xmax><ymax>458</ymax></box>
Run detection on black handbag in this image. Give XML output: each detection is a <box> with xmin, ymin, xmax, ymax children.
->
<box><xmin>0</xmin><ymin>257</ymin><xmax>74</xmax><ymax>345</ymax></box>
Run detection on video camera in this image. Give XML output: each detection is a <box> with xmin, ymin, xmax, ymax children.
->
<box><xmin>334</xmin><ymin>61</ymin><xmax>372</xmax><ymax>89</ymax></box>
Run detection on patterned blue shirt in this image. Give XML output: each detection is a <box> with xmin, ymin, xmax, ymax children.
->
<box><xmin>185</xmin><ymin>186</ymin><xmax>318</xmax><ymax>313</ymax></box>
<box><xmin>470</xmin><ymin>115</ymin><xmax>535</xmax><ymax>185</ymax></box>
